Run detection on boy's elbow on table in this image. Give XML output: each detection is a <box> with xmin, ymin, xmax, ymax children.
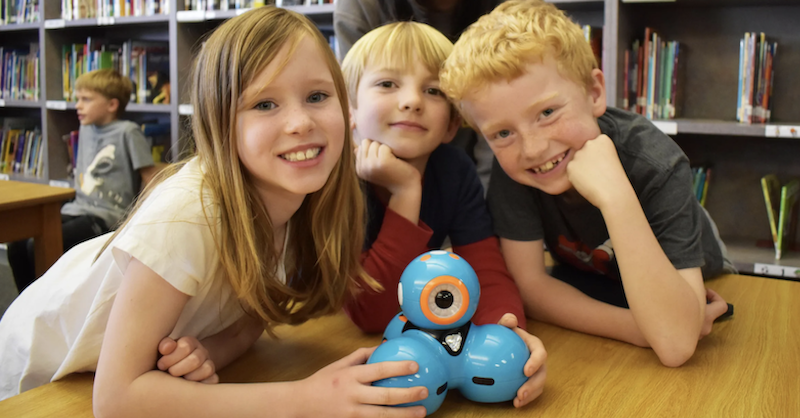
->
<box><xmin>652</xmin><ymin>337</ymin><xmax>698</xmax><ymax>368</ymax></box>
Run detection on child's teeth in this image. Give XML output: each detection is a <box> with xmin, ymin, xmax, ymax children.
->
<box><xmin>534</xmin><ymin>152</ymin><xmax>566</xmax><ymax>173</ymax></box>
<box><xmin>282</xmin><ymin>148</ymin><xmax>321</xmax><ymax>162</ymax></box>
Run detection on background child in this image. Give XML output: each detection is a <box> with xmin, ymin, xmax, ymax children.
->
<box><xmin>341</xmin><ymin>21</ymin><xmax>546</xmax><ymax>407</ymax></box>
<box><xmin>440</xmin><ymin>0</ymin><xmax>734</xmax><ymax>367</ymax></box>
<box><xmin>0</xmin><ymin>8</ymin><xmax>430</xmax><ymax>417</ymax></box>
<box><xmin>7</xmin><ymin>69</ymin><xmax>158</xmax><ymax>292</ymax></box>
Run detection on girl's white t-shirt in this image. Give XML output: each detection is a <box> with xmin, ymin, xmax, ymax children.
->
<box><xmin>0</xmin><ymin>158</ymin><xmax>282</xmax><ymax>400</ymax></box>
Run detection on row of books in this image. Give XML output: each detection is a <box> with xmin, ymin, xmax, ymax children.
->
<box><xmin>737</xmin><ymin>32</ymin><xmax>776</xmax><ymax>125</ymax></box>
<box><xmin>691</xmin><ymin>166</ymin><xmax>711</xmax><ymax>208</ymax></box>
<box><xmin>184</xmin><ymin>0</ymin><xmax>332</xmax><ymax>11</ymax></box>
<box><xmin>1</xmin><ymin>44</ymin><xmax>39</xmax><ymax>101</ymax></box>
<box><xmin>62</xmin><ymin>39</ymin><xmax>170</xmax><ymax>104</ymax></box>
<box><xmin>0</xmin><ymin>125</ymin><xmax>44</xmax><ymax>177</ymax></box>
<box><xmin>622</xmin><ymin>28</ymin><xmax>680</xmax><ymax>121</ymax></box>
<box><xmin>61</xmin><ymin>0</ymin><xmax>169</xmax><ymax>20</ymax></box>
<box><xmin>1</xmin><ymin>0</ymin><xmax>39</xmax><ymax>24</ymax></box>
<box><xmin>761</xmin><ymin>175</ymin><xmax>798</xmax><ymax>260</ymax></box>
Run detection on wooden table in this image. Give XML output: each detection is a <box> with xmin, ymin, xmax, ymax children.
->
<box><xmin>0</xmin><ymin>180</ymin><xmax>75</xmax><ymax>277</ymax></box>
<box><xmin>1</xmin><ymin>274</ymin><xmax>798</xmax><ymax>417</ymax></box>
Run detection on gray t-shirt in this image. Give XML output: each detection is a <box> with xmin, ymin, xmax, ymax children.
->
<box><xmin>61</xmin><ymin>120</ymin><xmax>154</xmax><ymax>229</ymax></box>
<box><xmin>487</xmin><ymin>107</ymin><xmax>724</xmax><ymax>280</ymax></box>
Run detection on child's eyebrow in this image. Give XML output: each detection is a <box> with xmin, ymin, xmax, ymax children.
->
<box><xmin>526</xmin><ymin>92</ymin><xmax>559</xmax><ymax>113</ymax></box>
<box><xmin>481</xmin><ymin>92</ymin><xmax>560</xmax><ymax>134</ymax></box>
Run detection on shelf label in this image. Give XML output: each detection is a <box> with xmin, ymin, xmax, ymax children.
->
<box><xmin>0</xmin><ymin>174</ymin><xmax>9</xmax><ymax>181</ymax></box>
<box><xmin>0</xmin><ymin>99</ymin><xmax>5</xmax><ymax>107</ymax></box>
<box><xmin>177</xmin><ymin>10</ymin><xmax>206</xmax><ymax>22</ymax></box>
<box><xmin>46</xmin><ymin>100</ymin><xmax>68</xmax><ymax>110</ymax></box>
<box><xmin>178</xmin><ymin>104</ymin><xmax>194</xmax><ymax>115</ymax></box>
<box><xmin>97</xmin><ymin>16</ymin><xmax>115</xmax><ymax>25</ymax></box>
<box><xmin>754</xmin><ymin>263</ymin><xmax>800</xmax><ymax>278</ymax></box>
<box><xmin>652</xmin><ymin>120</ymin><xmax>677</xmax><ymax>135</ymax></box>
<box><xmin>49</xmin><ymin>180</ymin><xmax>73</xmax><ymax>189</ymax></box>
<box><xmin>236</xmin><ymin>8</ymin><xmax>252</xmax><ymax>16</ymax></box>
<box><xmin>765</xmin><ymin>125</ymin><xmax>800</xmax><ymax>139</ymax></box>
<box><xmin>45</xmin><ymin>19</ymin><xmax>66</xmax><ymax>29</ymax></box>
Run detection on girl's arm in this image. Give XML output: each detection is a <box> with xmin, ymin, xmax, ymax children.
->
<box><xmin>93</xmin><ymin>257</ymin><xmax>427</xmax><ymax>418</ymax></box>
<box><xmin>156</xmin><ymin>314</ymin><xmax>264</xmax><ymax>382</ymax></box>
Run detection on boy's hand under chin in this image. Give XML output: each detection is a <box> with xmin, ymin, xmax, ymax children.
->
<box><xmin>566</xmin><ymin>134</ymin><xmax>633</xmax><ymax>210</ymax></box>
<box><xmin>355</xmin><ymin>138</ymin><xmax>422</xmax><ymax>195</ymax></box>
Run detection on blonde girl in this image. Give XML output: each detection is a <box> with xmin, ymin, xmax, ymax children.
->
<box><xmin>0</xmin><ymin>7</ymin><xmax>428</xmax><ymax>417</ymax></box>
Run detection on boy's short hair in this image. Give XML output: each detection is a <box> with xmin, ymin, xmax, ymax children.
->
<box><xmin>341</xmin><ymin>21</ymin><xmax>453</xmax><ymax>108</ymax></box>
<box><xmin>441</xmin><ymin>0</ymin><xmax>597</xmax><ymax>107</ymax></box>
<box><xmin>75</xmin><ymin>69</ymin><xmax>132</xmax><ymax>117</ymax></box>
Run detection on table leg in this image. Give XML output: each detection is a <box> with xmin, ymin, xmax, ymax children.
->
<box><xmin>33</xmin><ymin>202</ymin><xmax>64</xmax><ymax>278</ymax></box>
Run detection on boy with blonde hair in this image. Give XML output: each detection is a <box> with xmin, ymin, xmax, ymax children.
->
<box><xmin>440</xmin><ymin>0</ymin><xmax>734</xmax><ymax>367</ymax></box>
<box><xmin>342</xmin><ymin>21</ymin><xmax>546</xmax><ymax>407</ymax></box>
<box><xmin>8</xmin><ymin>69</ymin><xmax>157</xmax><ymax>292</ymax></box>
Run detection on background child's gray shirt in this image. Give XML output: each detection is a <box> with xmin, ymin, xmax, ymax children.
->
<box><xmin>61</xmin><ymin>120</ymin><xmax>154</xmax><ymax>229</ymax></box>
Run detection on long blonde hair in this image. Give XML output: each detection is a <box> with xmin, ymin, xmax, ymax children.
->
<box><xmin>100</xmin><ymin>6</ymin><xmax>376</xmax><ymax>334</ymax></box>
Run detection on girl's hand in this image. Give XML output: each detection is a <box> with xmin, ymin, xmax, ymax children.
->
<box><xmin>156</xmin><ymin>336</ymin><xmax>218</xmax><ymax>384</ymax></box>
<box><xmin>355</xmin><ymin>139</ymin><xmax>421</xmax><ymax>196</ymax></box>
<box><xmin>498</xmin><ymin>313</ymin><xmax>547</xmax><ymax>408</ymax></box>
<box><xmin>567</xmin><ymin>134</ymin><xmax>632</xmax><ymax>210</ymax></box>
<box><xmin>297</xmin><ymin>346</ymin><xmax>428</xmax><ymax>418</ymax></box>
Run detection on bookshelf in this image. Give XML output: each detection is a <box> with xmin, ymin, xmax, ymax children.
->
<box><xmin>1</xmin><ymin>0</ymin><xmax>798</xmax><ymax>277</ymax></box>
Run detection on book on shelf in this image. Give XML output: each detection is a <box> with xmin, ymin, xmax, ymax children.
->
<box><xmin>623</xmin><ymin>27</ymin><xmax>680</xmax><ymax>121</ymax></box>
<box><xmin>0</xmin><ymin>118</ymin><xmax>43</xmax><ymax>178</ymax></box>
<box><xmin>582</xmin><ymin>25</ymin><xmax>602</xmax><ymax>71</ymax></box>
<box><xmin>141</xmin><ymin>121</ymin><xmax>171</xmax><ymax>162</ymax></box>
<box><xmin>1</xmin><ymin>0</ymin><xmax>39</xmax><ymax>24</ymax></box>
<box><xmin>737</xmin><ymin>32</ymin><xmax>777</xmax><ymax>125</ymax></box>
<box><xmin>62</xmin><ymin>0</ymin><xmax>169</xmax><ymax>20</ymax></box>
<box><xmin>1</xmin><ymin>43</ymin><xmax>40</xmax><ymax>101</ymax></box>
<box><xmin>761</xmin><ymin>175</ymin><xmax>799</xmax><ymax>260</ymax></box>
<box><xmin>691</xmin><ymin>165</ymin><xmax>711</xmax><ymax>208</ymax></box>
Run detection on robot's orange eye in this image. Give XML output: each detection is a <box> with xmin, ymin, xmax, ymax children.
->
<box><xmin>420</xmin><ymin>276</ymin><xmax>470</xmax><ymax>325</ymax></box>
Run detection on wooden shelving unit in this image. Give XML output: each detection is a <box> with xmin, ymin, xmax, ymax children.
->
<box><xmin>1</xmin><ymin>0</ymin><xmax>797</xmax><ymax>277</ymax></box>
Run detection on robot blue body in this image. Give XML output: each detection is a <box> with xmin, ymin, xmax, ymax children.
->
<box><xmin>367</xmin><ymin>250</ymin><xmax>529</xmax><ymax>415</ymax></box>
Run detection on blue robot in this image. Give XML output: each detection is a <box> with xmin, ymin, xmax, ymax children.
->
<box><xmin>367</xmin><ymin>250</ymin><xmax>529</xmax><ymax>415</ymax></box>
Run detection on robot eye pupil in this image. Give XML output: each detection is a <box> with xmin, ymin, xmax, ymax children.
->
<box><xmin>435</xmin><ymin>291</ymin><xmax>454</xmax><ymax>309</ymax></box>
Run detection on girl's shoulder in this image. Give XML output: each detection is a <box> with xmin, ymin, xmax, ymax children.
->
<box><xmin>130</xmin><ymin>158</ymin><xmax>219</xmax><ymax>228</ymax></box>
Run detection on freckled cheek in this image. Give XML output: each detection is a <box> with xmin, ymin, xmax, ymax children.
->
<box><xmin>493</xmin><ymin>148</ymin><xmax>520</xmax><ymax>175</ymax></box>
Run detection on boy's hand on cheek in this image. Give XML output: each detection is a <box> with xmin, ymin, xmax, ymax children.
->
<box><xmin>355</xmin><ymin>138</ymin><xmax>421</xmax><ymax>195</ymax></box>
<box><xmin>567</xmin><ymin>134</ymin><xmax>631</xmax><ymax>209</ymax></box>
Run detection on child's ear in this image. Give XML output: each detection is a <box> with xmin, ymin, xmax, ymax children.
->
<box><xmin>107</xmin><ymin>98</ymin><xmax>120</xmax><ymax>115</ymax></box>
<box><xmin>348</xmin><ymin>106</ymin><xmax>357</xmax><ymax>132</ymax></box>
<box><xmin>589</xmin><ymin>69</ymin><xmax>607</xmax><ymax>117</ymax></box>
<box><xmin>441</xmin><ymin>112</ymin><xmax>462</xmax><ymax>144</ymax></box>
<box><xmin>349</xmin><ymin>106</ymin><xmax>362</xmax><ymax>145</ymax></box>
